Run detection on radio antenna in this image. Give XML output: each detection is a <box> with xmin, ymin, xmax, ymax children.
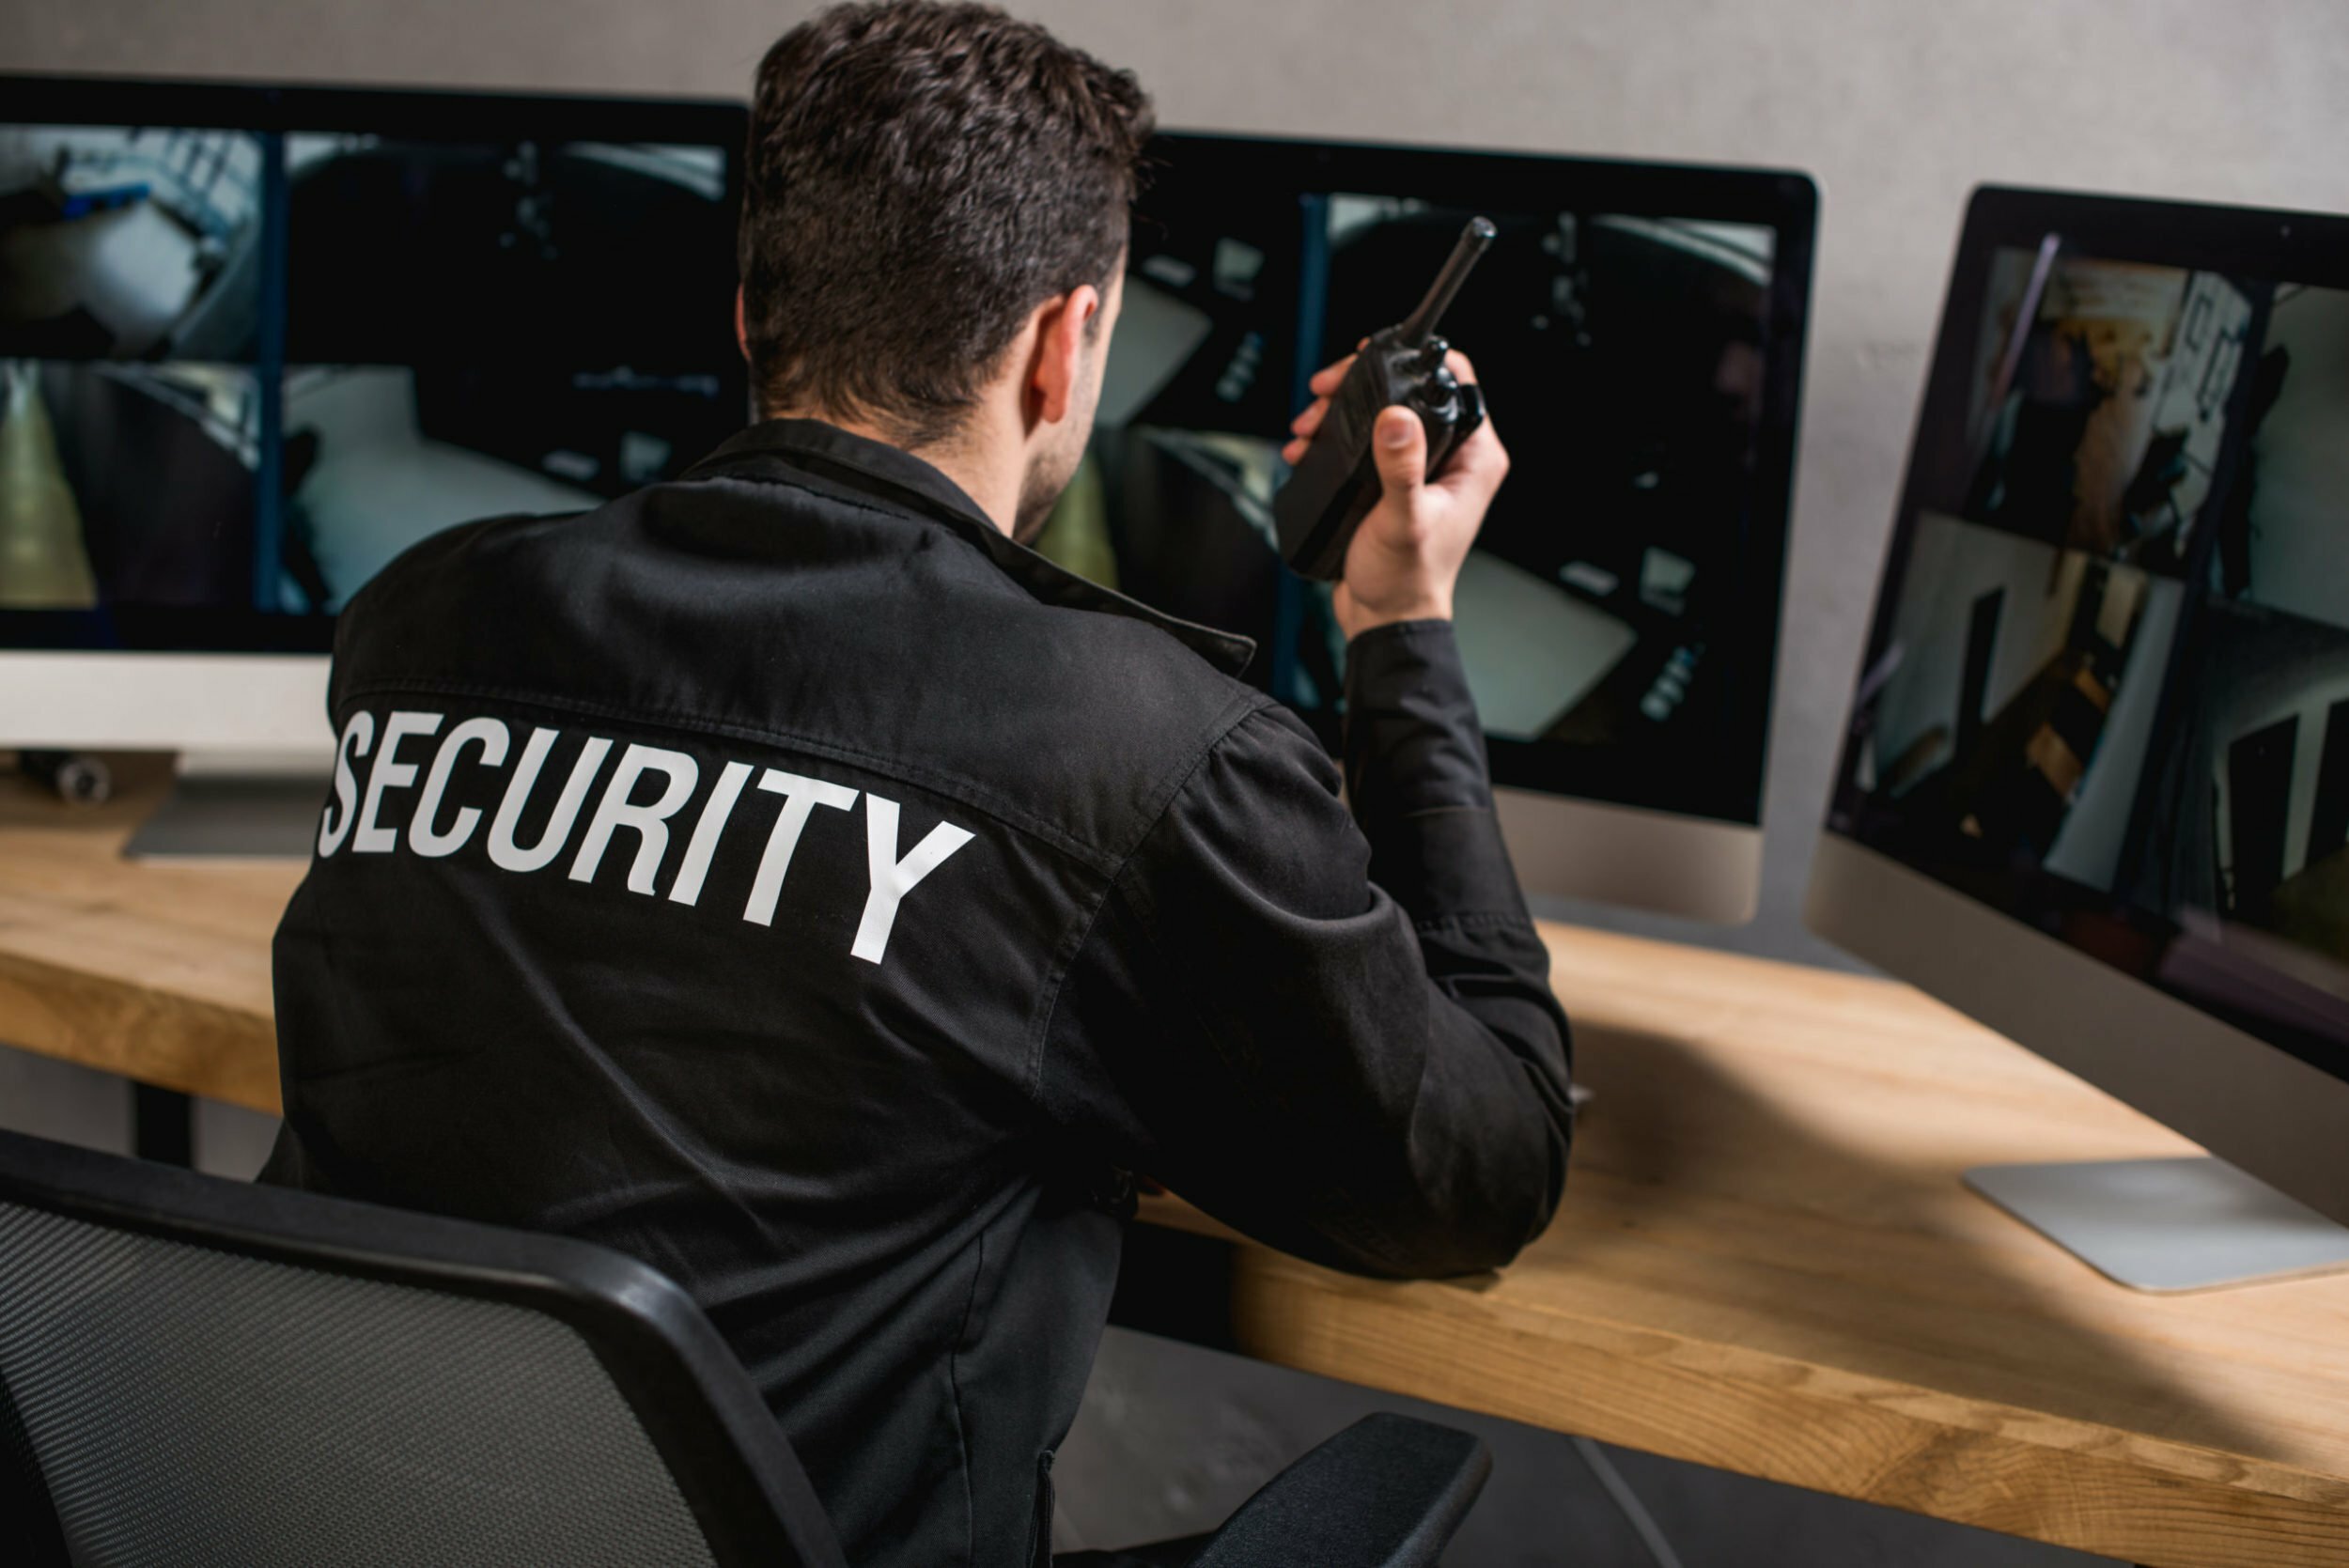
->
<box><xmin>1396</xmin><ymin>217</ymin><xmax>1497</xmax><ymax>348</ymax></box>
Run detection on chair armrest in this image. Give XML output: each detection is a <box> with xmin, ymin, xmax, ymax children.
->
<box><xmin>1183</xmin><ymin>1413</ymin><xmax>1491</xmax><ymax>1568</ymax></box>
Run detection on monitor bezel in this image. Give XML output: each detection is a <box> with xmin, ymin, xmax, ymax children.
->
<box><xmin>1138</xmin><ymin>132</ymin><xmax>1819</xmax><ymax>830</ymax></box>
<box><xmin>1811</xmin><ymin>183</ymin><xmax>2349</xmax><ymax>1221</ymax></box>
<box><xmin>0</xmin><ymin>71</ymin><xmax>749</xmax><ymax>658</ymax></box>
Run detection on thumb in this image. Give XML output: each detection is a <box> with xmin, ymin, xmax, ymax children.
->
<box><xmin>1370</xmin><ymin>406</ymin><xmax>1425</xmax><ymax>500</ymax></box>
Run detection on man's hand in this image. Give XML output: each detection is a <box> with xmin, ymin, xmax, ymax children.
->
<box><xmin>1281</xmin><ymin>346</ymin><xmax>1509</xmax><ymax>640</ymax></box>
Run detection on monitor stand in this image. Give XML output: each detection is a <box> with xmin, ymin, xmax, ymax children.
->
<box><xmin>1965</xmin><ymin>1157</ymin><xmax>2349</xmax><ymax>1292</ymax></box>
<box><xmin>122</xmin><ymin>752</ymin><xmax>328</xmax><ymax>861</ymax></box>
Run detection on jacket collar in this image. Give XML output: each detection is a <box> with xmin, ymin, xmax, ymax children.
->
<box><xmin>684</xmin><ymin>419</ymin><xmax>1258</xmax><ymax>678</ymax></box>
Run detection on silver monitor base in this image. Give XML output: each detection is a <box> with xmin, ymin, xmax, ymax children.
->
<box><xmin>1965</xmin><ymin>1157</ymin><xmax>2349</xmax><ymax>1292</ymax></box>
<box><xmin>123</xmin><ymin>772</ymin><xmax>325</xmax><ymax>860</ymax></box>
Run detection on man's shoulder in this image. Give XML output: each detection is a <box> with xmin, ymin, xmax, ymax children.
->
<box><xmin>326</xmin><ymin>509</ymin><xmax>556</xmax><ymax>688</ymax></box>
<box><xmin>879</xmin><ymin>587</ymin><xmax>1291</xmax><ymax>868</ymax></box>
<box><xmin>339</xmin><ymin>506</ymin><xmax>583</xmax><ymax>628</ymax></box>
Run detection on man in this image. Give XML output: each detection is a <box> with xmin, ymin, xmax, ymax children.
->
<box><xmin>264</xmin><ymin>4</ymin><xmax>1574</xmax><ymax>1564</ymax></box>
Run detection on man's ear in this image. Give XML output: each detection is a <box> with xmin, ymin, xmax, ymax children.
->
<box><xmin>1029</xmin><ymin>284</ymin><xmax>1102</xmax><ymax>429</ymax></box>
<box><xmin>736</xmin><ymin>287</ymin><xmax>750</xmax><ymax>362</ymax></box>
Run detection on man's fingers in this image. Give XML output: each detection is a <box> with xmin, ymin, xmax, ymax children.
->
<box><xmin>1295</xmin><ymin>346</ymin><xmax>1487</xmax><ymax>470</ymax></box>
<box><xmin>1442</xmin><ymin>348</ymin><xmax>1496</xmax><ymax>450</ymax></box>
<box><xmin>1440</xmin><ymin>348</ymin><xmax>1493</xmax><ymax>442</ymax></box>
<box><xmin>1432</xmin><ymin>416</ymin><xmax>1509</xmax><ymax>496</ymax></box>
<box><xmin>1368</xmin><ymin>405</ymin><xmax>1428</xmax><ymax>500</ymax></box>
<box><xmin>1283</xmin><ymin>395</ymin><xmax>1333</xmax><ymax>465</ymax></box>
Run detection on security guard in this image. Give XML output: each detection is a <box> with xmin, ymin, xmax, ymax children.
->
<box><xmin>263</xmin><ymin>4</ymin><xmax>1575</xmax><ymax>1564</ymax></box>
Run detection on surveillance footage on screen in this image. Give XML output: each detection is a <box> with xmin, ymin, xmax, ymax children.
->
<box><xmin>0</xmin><ymin>124</ymin><xmax>739</xmax><ymax>619</ymax></box>
<box><xmin>1034</xmin><ymin>182</ymin><xmax>1783</xmax><ymax>819</ymax></box>
<box><xmin>1836</xmin><ymin>251</ymin><xmax>2349</xmax><ymax>1058</ymax></box>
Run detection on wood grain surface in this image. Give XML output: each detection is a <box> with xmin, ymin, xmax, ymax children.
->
<box><xmin>5</xmin><ymin>762</ymin><xmax>2345</xmax><ymax>1565</ymax></box>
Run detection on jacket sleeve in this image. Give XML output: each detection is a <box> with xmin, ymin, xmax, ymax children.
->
<box><xmin>1039</xmin><ymin>621</ymin><xmax>1575</xmax><ymax>1279</ymax></box>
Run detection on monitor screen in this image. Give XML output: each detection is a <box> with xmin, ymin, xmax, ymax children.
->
<box><xmin>0</xmin><ymin>82</ymin><xmax>745</xmax><ymax>647</ymax></box>
<box><xmin>1828</xmin><ymin>194</ymin><xmax>2349</xmax><ymax>1081</ymax></box>
<box><xmin>1032</xmin><ymin>135</ymin><xmax>1815</xmax><ymax>828</ymax></box>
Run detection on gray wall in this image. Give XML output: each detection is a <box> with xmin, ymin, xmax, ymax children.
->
<box><xmin>5</xmin><ymin>1</ymin><xmax>2345</xmax><ymax>1561</ymax></box>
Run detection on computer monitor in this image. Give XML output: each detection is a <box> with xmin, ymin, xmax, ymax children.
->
<box><xmin>1809</xmin><ymin>186</ymin><xmax>2349</xmax><ymax>1287</ymax></box>
<box><xmin>1036</xmin><ymin>133</ymin><xmax>1816</xmax><ymax>921</ymax></box>
<box><xmin>0</xmin><ymin>77</ymin><xmax>746</xmax><ymax>773</ymax></box>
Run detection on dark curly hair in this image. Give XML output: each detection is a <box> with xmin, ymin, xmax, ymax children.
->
<box><xmin>740</xmin><ymin>1</ymin><xmax>1155</xmax><ymax>446</ymax></box>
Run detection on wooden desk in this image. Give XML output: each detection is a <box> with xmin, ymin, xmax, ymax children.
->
<box><xmin>0</xmin><ymin>759</ymin><xmax>285</xmax><ymax>1115</ymax></box>
<box><xmin>5</xmin><ymin>765</ymin><xmax>2347</xmax><ymax>1567</ymax></box>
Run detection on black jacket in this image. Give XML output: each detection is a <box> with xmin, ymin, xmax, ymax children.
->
<box><xmin>264</xmin><ymin>418</ymin><xmax>1575</xmax><ymax>1567</ymax></box>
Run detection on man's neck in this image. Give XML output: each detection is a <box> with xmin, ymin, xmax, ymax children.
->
<box><xmin>767</xmin><ymin>407</ymin><xmax>1020</xmax><ymax>537</ymax></box>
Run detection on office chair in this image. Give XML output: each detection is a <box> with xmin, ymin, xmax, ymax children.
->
<box><xmin>0</xmin><ymin>1128</ymin><xmax>1490</xmax><ymax>1567</ymax></box>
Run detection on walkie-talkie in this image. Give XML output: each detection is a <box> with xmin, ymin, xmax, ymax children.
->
<box><xmin>1273</xmin><ymin>216</ymin><xmax>1495</xmax><ymax>581</ymax></box>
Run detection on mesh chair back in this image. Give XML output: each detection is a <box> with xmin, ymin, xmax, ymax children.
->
<box><xmin>0</xmin><ymin>1131</ymin><xmax>844</xmax><ymax>1568</ymax></box>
